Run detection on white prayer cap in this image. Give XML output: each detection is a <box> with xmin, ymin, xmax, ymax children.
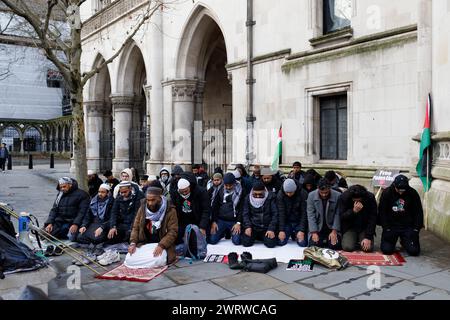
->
<box><xmin>177</xmin><ymin>178</ymin><xmax>190</xmax><ymax>190</ymax></box>
<box><xmin>99</xmin><ymin>183</ymin><xmax>111</xmax><ymax>191</ymax></box>
<box><xmin>87</xmin><ymin>170</ymin><xmax>95</xmax><ymax>175</ymax></box>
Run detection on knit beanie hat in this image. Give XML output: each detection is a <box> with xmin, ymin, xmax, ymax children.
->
<box><xmin>283</xmin><ymin>179</ymin><xmax>297</xmax><ymax>193</ymax></box>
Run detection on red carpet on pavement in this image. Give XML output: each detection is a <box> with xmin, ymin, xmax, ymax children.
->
<box><xmin>339</xmin><ymin>251</ymin><xmax>406</xmax><ymax>266</ymax></box>
<box><xmin>96</xmin><ymin>264</ymin><xmax>168</xmax><ymax>283</ymax></box>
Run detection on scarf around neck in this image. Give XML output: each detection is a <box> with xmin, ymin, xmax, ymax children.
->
<box><xmin>249</xmin><ymin>187</ymin><xmax>269</xmax><ymax>209</ymax></box>
<box><xmin>145</xmin><ymin>196</ymin><xmax>167</xmax><ymax>230</ymax></box>
<box><xmin>90</xmin><ymin>195</ymin><xmax>110</xmax><ymax>220</ymax></box>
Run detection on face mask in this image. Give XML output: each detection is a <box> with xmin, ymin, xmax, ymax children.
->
<box><xmin>179</xmin><ymin>191</ymin><xmax>190</xmax><ymax>199</ymax></box>
<box><xmin>161</xmin><ymin>176</ymin><xmax>169</xmax><ymax>183</ymax></box>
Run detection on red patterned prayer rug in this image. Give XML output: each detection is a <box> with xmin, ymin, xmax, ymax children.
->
<box><xmin>96</xmin><ymin>264</ymin><xmax>168</xmax><ymax>283</ymax></box>
<box><xmin>339</xmin><ymin>251</ymin><xmax>406</xmax><ymax>266</ymax></box>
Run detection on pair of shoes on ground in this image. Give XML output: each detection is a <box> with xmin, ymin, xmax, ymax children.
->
<box><xmin>97</xmin><ymin>249</ymin><xmax>121</xmax><ymax>266</ymax></box>
<box><xmin>72</xmin><ymin>251</ymin><xmax>97</xmax><ymax>266</ymax></box>
<box><xmin>44</xmin><ymin>245</ymin><xmax>64</xmax><ymax>257</ymax></box>
<box><xmin>228</xmin><ymin>252</ymin><xmax>252</xmax><ymax>270</ymax></box>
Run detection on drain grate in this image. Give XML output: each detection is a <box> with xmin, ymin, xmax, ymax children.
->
<box><xmin>9</xmin><ymin>186</ymin><xmax>30</xmax><ymax>189</ymax></box>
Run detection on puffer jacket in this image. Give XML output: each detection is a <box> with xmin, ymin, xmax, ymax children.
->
<box><xmin>277</xmin><ymin>183</ymin><xmax>308</xmax><ymax>233</ymax></box>
<box><xmin>211</xmin><ymin>185</ymin><xmax>245</xmax><ymax>223</ymax></box>
<box><xmin>45</xmin><ymin>180</ymin><xmax>90</xmax><ymax>227</ymax></box>
<box><xmin>242</xmin><ymin>192</ymin><xmax>278</xmax><ymax>232</ymax></box>
<box><xmin>109</xmin><ymin>189</ymin><xmax>144</xmax><ymax>229</ymax></box>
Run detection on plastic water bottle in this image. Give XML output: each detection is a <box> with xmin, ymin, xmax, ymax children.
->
<box><xmin>18</xmin><ymin>212</ymin><xmax>34</xmax><ymax>249</ymax></box>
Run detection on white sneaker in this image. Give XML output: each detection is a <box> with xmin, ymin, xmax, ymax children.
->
<box><xmin>98</xmin><ymin>250</ymin><xmax>120</xmax><ymax>266</ymax></box>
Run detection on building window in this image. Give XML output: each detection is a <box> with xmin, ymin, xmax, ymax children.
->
<box><xmin>47</xmin><ymin>69</ymin><xmax>63</xmax><ymax>88</ymax></box>
<box><xmin>320</xmin><ymin>95</ymin><xmax>347</xmax><ymax>160</ymax></box>
<box><xmin>323</xmin><ymin>0</ymin><xmax>352</xmax><ymax>34</ymax></box>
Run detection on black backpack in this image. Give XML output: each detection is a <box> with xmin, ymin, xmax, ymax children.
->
<box><xmin>0</xmin><ymin>205</ymin><xmax>16</xmax><ymax>237</ymax></box>
<box><xmin>0</xmin><ymin>230</ymin><xmax>47</xmax><ymax>279</ymax></box>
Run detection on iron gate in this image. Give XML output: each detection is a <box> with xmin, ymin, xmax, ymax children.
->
<box><xmin>129</xmin><ymin>129</ymin><xmax>148</xmax><ymax>173</ymax></box>
<box><xmin>99</xmin><ymin>131</ymin><xmax>114</xmax><ymax>172</ymax></box>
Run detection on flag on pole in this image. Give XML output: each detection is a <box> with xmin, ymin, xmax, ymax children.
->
<box><xmin>271</xmin><ymin>125</ymin><xmax>282</xmax><ymax>171</ymax></box>
<box><xmin>416</xmin><ymin>94</ymin><xmax>432</xmax><ymax>192</ymax></box>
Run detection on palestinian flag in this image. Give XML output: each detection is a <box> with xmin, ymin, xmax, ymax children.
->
<box><xmin>271</xmin><ymin>126</ymin><xmax>282</xmax><ymax>171</ymax></box>
<box><xmin>416</xmin><ymin>94</ymin><xmax>432</xmax><ymax>192</ymax></box>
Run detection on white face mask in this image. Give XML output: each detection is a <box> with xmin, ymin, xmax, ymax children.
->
<box><xmin>161</xmin><ymin>175</ymin><xmax>169</xmax><ymax>183</ymax></box>
<box><xmin>179</xmin><ymin>191</ymin><xmax>190</xmax><ymax>199</ymax></box>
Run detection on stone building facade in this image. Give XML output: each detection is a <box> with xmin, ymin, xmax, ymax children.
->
<box><xmin>80</xmin><ymin>0</ymin><xmax>450</xmax><ymax>241</ymax></box>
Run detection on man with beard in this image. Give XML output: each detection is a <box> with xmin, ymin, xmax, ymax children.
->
<box><xmin>307</xmin><ymin>178</ymin><xmax>341</xmax><ymax>250</ymax></box>
<box><xmin>241</xmin><ymin>181</ymin><xmax>278</xmax><ymax>248</ymax></box>
<box><xmin>261</xmin><ymin>168</ymin><xmax>282</xmax><ymax>194</ymax></box>
<box><xmin>125</xmin><ymin>187</ymin><xmax>178</xmax><ymax>268</ymax></box>
<box><xmin>77</xmin><ymin>183</ymin><xmax>114</xmax><ymax>245</ymax></box>
<box><xmin>277</xmin><ymin>179</ymin><xmax>309</xmax><ymax>247</ymax></box>
<box><xmin>158</xmin><ymin>167</ymin><xmax>171</xmax><ymax>197</ymax></box>
<box><xmin>44</xmin><ymin>177</ymin><xmax>90</xmax><ymax>241</ymax></box>
<box><xmin>209</xmin><ymin>173</ymin><xmax>245</xmax><ymax>245</ymax></box>
<box><xmin>107</xmin><ymin>181</ymin><xmax>144</xmax><ymax>244</ymax></box>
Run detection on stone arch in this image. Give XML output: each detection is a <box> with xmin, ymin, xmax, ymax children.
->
<box><xmin>23</xmin><ymin>126</ymin><xmax>42</xmax><ymax>152</ymax></box>
<box><xmin>116</xmin><ymin>41</ymin><xmax>147</xmax><ymax>95</ymax></box>
<box><xmin>88</xmin><ymin>53</ymin><xmax>112</xmax><ymax>101</ymax></box>
<box><xmin>176</xmin><ymin>4</ymin><xmax>229</xmax><ymax>80</ymax></box>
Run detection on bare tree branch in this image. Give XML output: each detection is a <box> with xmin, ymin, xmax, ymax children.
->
<box><xmin>0</xmin><ymin>12</ymin><xmax>14</xmax><ymax>34</ymax></box>
<box><xmin>1</xmin><ymin>0</ymin><xmax>71</xmax><ymax>82</ymax></box>
<box><xmin>43</xmin><ymin>0</ymin><xmax>58</xmax><ymax>36</ymax></box>
<box><xmin>81</xmin><ymin>0</ymin><xmax>163</xmax><ymax>86</ymax></box>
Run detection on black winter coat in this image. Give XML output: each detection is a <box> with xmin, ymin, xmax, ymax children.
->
<box><xmin>109</xmin><ymin>190</ymin><xmax>144</xmax><ymax>229</ymax></box>
<box><xmin>339</xmin><ymin>190</ymin><xmax>378</xmax><ymax>240</ymax></box>
<box><xmin>242</xmin><ymin>192</ymin><xmax>278</xmax><ymax>232</ymax></box>
<box><xmin>172</xmin><ymin>172</ymin><xmax>210</xmax><ymax>230</ymax></box>
<box><xmin>277</xmin><ymin>186</ymin><xmax>308</xmax><ymax>233</ymax></box>
<box><xmin>81</xmin><ymin>195</ymin><xmax>114</xmax><ymax>230</ymax></box>
<box><xmin>45</xmin><ymin>180</ymin><xmax>90</xmax><ymax>227</ymax></box>
<box><xmin>211</xmin><ymin>186</ymin><xmax>245</xmax><ymax>223</ymax></box>
<box><xmin>378</xmin><ymin>186</ymin><xmax>424</xmax><ymax>230</ymax></box>
<box><xmin>265</xmin><ymin>178</ymin><xmax>282</xmax><ymax>194</ymax></box>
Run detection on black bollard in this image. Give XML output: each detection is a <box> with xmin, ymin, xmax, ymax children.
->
<box><xmin>50</xmin><ymin>153</ymin><xmax>54</xmax><ymax>169</ymax></box>
<box><xmin>7</xmin><ymin>154</ymin><xmax>12</xmax><ymax>170</ymax></box>
<box><xmin>28</xmin><ymin>154</ymin><xmax>33</xmax><ymax>169</ymax></box>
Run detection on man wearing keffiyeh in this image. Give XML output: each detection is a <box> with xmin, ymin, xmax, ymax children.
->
<box><xmin>126</xmin><ymin>187</ymin><xmax>179</xmax><ymax>267</ymax></box>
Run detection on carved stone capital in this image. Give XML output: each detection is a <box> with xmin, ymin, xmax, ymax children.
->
<box><xmin>110</xmin><ymin>94</ymin><xmax>135</xmax><ymax>112</ymax></box>
<box><xmin>84</xmin><ymin>101</ymin><xmax>109</xmax><ymax>117</ymax></box>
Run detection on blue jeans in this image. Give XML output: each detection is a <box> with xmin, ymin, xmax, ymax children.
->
<box><xmin>278</xmin><ymin>222</ymin><xmax>308</xmax><ymax>247</ymax></box>
<box><xmin>208</xmin><ymin>220</ymin><xmax>241</xmax><ymax>245</ymax></box>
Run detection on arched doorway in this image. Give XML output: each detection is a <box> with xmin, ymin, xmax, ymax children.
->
<box><xmin>2</xmin><ymin>126</ymin><xmax>20</xmax><ymax>152</ymax></box>
<box><xmin>87</xmin><ymin>54</ymin><xmax>113</xmax><ymax>172</ymax></box>
<box><xmin>175</xmin><ymin>6</ymin><xmax>232</xmax><ymax>174</ymax></box>
<box><xmin>116</xmin><ymin>43</ymin><xmax>147</xmax><ymax>173</ymax></box>
<box><xmin>24</xmin><ymin>126</ymin><xmax>42</xmax><ymax>152</ymax></box>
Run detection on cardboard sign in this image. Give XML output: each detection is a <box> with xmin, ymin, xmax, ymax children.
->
<box><xmin>372</xmin><ymin>169</ymin><xmax>400</xmax><ymax>188</ymax></box>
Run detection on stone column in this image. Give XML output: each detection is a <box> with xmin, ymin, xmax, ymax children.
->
<box><xmin>111</xmin><ymin>94</ymin><xmax>135</xmax><ymax>175</ymax></box>
<box><xmin>85</xmin><ymin>101</ymin><xmax>107</xmax><ymax>172</ymax></box>
<box><xmin>146</xmin><ymin>10</ymin><xmax>165</xmax><ymax>175</ymax></box>
<box><xmin>171</xmin><ymin>80</ymin><xmax>197</xmax><ymax>168</ymax></box>
<box><xmin>193</xmin><ymin>82</ymin><xmax>205</xmax><ymax>164</ymax></box>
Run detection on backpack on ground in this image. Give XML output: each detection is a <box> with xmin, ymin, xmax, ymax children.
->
<box><xmin>0</xmin><ymin>204</ymin><xmax>16</xmax><ymax>237</ymax></box>
<box><xmin>183</xmin><ymin>224</ymin><xmax>207</xmax><ymax>260</ymax></box>
<box><xmin>0</xmin><ymin>230</ymin><xmax>47</xmax><ymax>279</ymax></box>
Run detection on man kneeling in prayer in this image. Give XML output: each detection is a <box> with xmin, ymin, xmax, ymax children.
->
<box><xmin>125</xmin><ymin>187</ymin><xmax>178</xmax><ymax>268</ymax></box>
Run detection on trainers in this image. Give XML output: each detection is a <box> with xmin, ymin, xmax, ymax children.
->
<box><xmin>98</xmin><ymin>250</ymin><xmax>120</xmax><ymax>266</ymax></box>
<box><xmin>96</xmin><ymin>249</ymin><xmax>113</xmax><ymax>261</ymax></box>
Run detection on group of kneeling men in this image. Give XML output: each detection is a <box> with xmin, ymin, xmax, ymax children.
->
<box><xmin>42</xmin><ymin>163</ymin><xmax>424</xmax><ymax>268</ymax></box>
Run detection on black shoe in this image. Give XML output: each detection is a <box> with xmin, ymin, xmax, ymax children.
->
<box><xmin>228</xmin><ymin>252</ymin><xmax>244</xmax><ymax>270</ymax></box>
<box><xmin>240</xmin><ymin>251</ymin><xmax>253</xmax><ymax>262</ymax></box>
<box><xmin>44</xmin><ymin>245</ymin><xmax>55</xmax><ymax>257</ymax></box>
<box><xmin>53</xmin><ymin>246</ymin><xmax>64</xmax><ymax>256</ymax></box>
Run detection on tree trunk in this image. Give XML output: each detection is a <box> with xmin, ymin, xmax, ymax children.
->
<box><xmin>71</xmin><ymin>88</ymin><xmax>88</xmax><ymax>192</ymax></box>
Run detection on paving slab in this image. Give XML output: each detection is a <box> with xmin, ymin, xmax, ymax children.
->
<box><xmin>81</xmin><ymin>274</ymin><xmax>178</xmax><ymax>299</ymax></box>
<box><xmin>211</xmin><ymin>272</ymin><xmax>285</xmax><ymax>295</ymax></box>
<box><xmin>48</xmin><ymin>287</ymin><xmax>92</xmax><ymax>300</ymax></box>
<box><xmin>298</xmin><ymin>267</ymin><xmax>368</xmax><ymax>290</ymax></box>
<box><xmin>143</xmin><ymin>281</ymin><xmax>235</xmax><ymax>300</ymax></box>
<box><xmin>226</xmin><ymin>289</ymin><xmax>294</xmax><ymax>300</ymax></box>
<box><xmin>165</xmin><ymin>262</ymin><xmax>240</xmax><ymax>285</ymax></box>
<box><xmin>413</xmin><ymin>269</ymin><xmax>450</xmax><ymax>291</ymax></box>
<box><xmin>174</xmin><ymin>257</ymin><xmax>206</xmax><ymax>268</ymax></box>
<box><xmin>120</xmin><ymin>294</ymin><xmax>148</xmax><ymax>300</ymax></box>
<box><xmin>351</xmin><ymin>280</ymin><xmax>435</xmax><ymax>300</ymax></box>
<box><xmin>267</xmin><ymin>263</ymin><xmax>331</xmax><ymax>283</ymax></box>
<box><xmin>325</xmin><ymin>274</ymin><xmax>403</xmax><ymax>299</ymax></box>
<box><xmin>276</xmin><ymin>283</ymin><xmax>340</xmax><ymax>300</ymax></box>
<box><xmin>414</xmin><ymin>289</ymin><xmax>450</xmax><ymax>300</ymax></box>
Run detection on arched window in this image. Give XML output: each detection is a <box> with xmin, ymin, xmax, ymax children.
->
<box><xmin>24</xmin><ymin>127</ymin><xmax>42</xmax><ymax>152</ymax></box>
<box><xmin>2</xmin><ymin>126</ymin><xmax>20</xmax><ymax>152</ymax></box>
